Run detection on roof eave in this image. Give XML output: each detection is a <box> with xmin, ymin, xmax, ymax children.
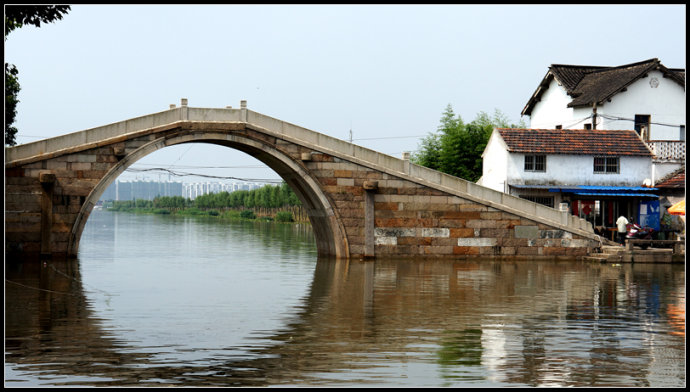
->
<box><xmin>521</xmin><ymin>71</ymin><xmax>554</xmax><ymax>116</ymax></box>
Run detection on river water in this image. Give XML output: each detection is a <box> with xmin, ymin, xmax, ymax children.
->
<box><xmin>4</xmin><ymin>209</ymin><xmax>686</xmax><ymax>387</ymax></box>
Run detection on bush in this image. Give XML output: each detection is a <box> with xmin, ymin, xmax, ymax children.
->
<box><xmin>240</xmin><ymin>210</ymin><xmax>256</xmax><ymax>219</ymax></box>
<box><xmin>180</xmin><ymin>207</ymin><xmax>204</xmax><ymax>215</ymax></box>
<box><xmin>222</xmin><ymin>210</ymin><xmax>241</xmax><ymax>219</ymax></box>
<box><xmin>275</xmin><ymin>211</ymin><xmax>294</xmax><ymax>222</ymax></box>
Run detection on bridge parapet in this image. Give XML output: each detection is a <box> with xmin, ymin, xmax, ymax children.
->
<box><xmin>242</xmin><ymin>109</ymin><xmax>594</xmax><ymax>238</ymax></box>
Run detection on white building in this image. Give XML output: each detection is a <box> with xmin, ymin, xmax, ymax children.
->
<box><xmin>521</xmin><ymin>58</ymin><xmax>685</xmax><ymax>141</ymax></box>
<box><xmin>480</xmin><ymin>128</ymin><xmax>659</xmax><ymax>236</ymax></box>
<box><xmin>493</xmin><ymin>58</ymin><xmax>686</xmax><ymax>237</ymax></box>
<box><xmin>182</xmin><ymin>181</ymin><xmax>263</xmax><ymax>200</ymax></box>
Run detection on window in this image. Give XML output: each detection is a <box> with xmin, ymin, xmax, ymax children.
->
<box><xmin>594</xmin><ymin>157</ymin><xmax>619</xmax><ymax>174</ymax></box>
<box><xmin>634</xmin><ymin>114</ymin><xmax>651</xmax><ymax>140</ymax></box>
<box><xmin>524</xmin><ymin>155</ymin><xmax>546</xmax><ymax>172</ymax></box>
<box><xmin>555</xmin><ymin>124</ymin><xmax>562</xmax><ymax>129</ymax></box>
<box><xmin>584</xmin><ymin>123</ymin><xmax>592</xmax><ymax>130</ymax></box>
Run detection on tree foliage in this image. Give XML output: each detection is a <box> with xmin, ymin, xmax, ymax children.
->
<box><xmin>192</xmin><ymin>182</ymin><xmax>301</xmax><ymax>209</ymax></box>
<box><xmin>5</xmin><ymin>5</ymin><xmax>71</xmax><ymax>36</ymax></box>
<box><xmin>5</xmin><ymin>64</ymin><xmax>20</xmax><ymax>146</ymax></box>
<box><xmin>108</xmin><ymin>182</ymin><xmax>303</xmax><ymax>212</ymax></box>
<box><xmin>411</xmin><ymin>105</ymin><xmax>526</xmax><ymax>182</ymax></box>
<box><xmin>5</xmin><ymin>5</ymin><xmax>71</xmax><ymax>146</ymax></box>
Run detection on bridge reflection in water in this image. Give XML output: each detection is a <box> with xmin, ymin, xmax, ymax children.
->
<box><xmin>5</xmin><ymin>255</ymin><xmax>685</xmax><ymax>387</ymax></box>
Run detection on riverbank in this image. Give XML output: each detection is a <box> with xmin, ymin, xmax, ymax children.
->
<box><xmin>105</xmin><ymin>205</ymin><xmax>310</xmax><ymax>224</ymax></box>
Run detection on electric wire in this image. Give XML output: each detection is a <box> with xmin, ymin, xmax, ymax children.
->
<box><xmin>124</xmin><ymin>167</ymin><xmax>284</xmax><ymax>183</ymax></box>
<box><xmin>561</xmin><ymin>114</ymin><xmax>594</xmax><ymax>129</ymax></box>
<box><xmin>598</xmin><ymin>114</ymin><xmax>685</xmax><ymax>128</ymax></box>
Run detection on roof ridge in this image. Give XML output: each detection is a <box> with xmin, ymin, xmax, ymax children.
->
<box><xmin>583</xmin><ymin>58</ymin><xmax>659</xmax><ymax>74</ymax></box>
<box><xmin>550</xmin><ymin>58</ymin><xmax>659</xmax><ymax>73</ymax></box>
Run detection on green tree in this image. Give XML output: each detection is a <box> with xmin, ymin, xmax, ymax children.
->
<box><xmin>412</xmin><ymin>105</ymin><xmax>525</xmax><ymax>182</ymax></box>
<box><xmin>5</xmin><ymin>5</ymin><xmax>71</xmax><ymax>146</ymax></box>
<box><xmin>5</xmin><ymin>64</ymin><xmax>20</xmax><ymax>146</ymax></box>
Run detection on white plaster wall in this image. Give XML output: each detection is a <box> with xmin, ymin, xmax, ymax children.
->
<box><xmin>481</xmin><ymin>131</ymin><xmax>509</xmax><ymax>192</ymax></box>
<box><xmin>506</xmin><ymin>154</ymin><xmax>652</xmax><ymax>187</ymax></box>
<box><xmin>529</xmin><ymin>78</ymin><xmax>576</xmax><ymax>129</ymax></box>
<box><xmin>652</xmin><ymin>161</ymin><xmax>683</xmax><ymax>185</ymax></box>
<box><xmin>596</xmin><ymin>70</ymin><xmax>685</xmax><ymax>140</ymax></box>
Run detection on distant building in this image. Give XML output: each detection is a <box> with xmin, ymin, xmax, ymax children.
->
<box><xmin>182</xmin><ymin>181</ymin><xmax>262</xmax><ymax>200</ymax></box>
<box><xmin>101</xmin><ymin>180</ymin><xmax>184</xmax><ymax>201</ymax></box>
<box><xmin>100</xmin><ymin>179</ymin><xmax>266</xmax><ymax>201</ymax></box>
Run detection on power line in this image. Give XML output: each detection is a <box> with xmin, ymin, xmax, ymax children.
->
<box><xmin>563</xmin><ymin>114</ymin><xmax>594</xmax><ymax>129</ymax></box>
<box><xmin>124</xmin><ymin>167</ymin><xmax>283</xmax><ymax>183</ymax></box>
<box><xmin>598</xmin><ymin>114</ymin><xmax>685</xmax><ymax>128</ymax></box>
<box><xmin>351</xmin><ymin>134</ymin><xmax>427</xmax><ymax>141</ymax></box>
<box><xmin>130</xmin><ymin>163</ymin><xmax>269</xmax><ymax>169</ymax></box>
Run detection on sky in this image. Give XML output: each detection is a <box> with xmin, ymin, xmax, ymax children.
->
<box><xmin>5</xmin><ymin>4</ymin><xmax>686</xmax><ymax>184</ymax></box>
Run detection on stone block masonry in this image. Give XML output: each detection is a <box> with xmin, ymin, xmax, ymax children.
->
<box><xmin>301</xmin><ymin>152</ymin><xmax>598</xmax><ymax>260</ymax></box>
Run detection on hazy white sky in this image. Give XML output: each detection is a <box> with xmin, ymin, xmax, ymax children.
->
<box><xmin>5</xmin><ymin>4</ymin><xmax>686</xmax><ymax>183</ymax></box>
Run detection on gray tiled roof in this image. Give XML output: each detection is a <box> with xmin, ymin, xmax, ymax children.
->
<box><xmin>522</xmin><ymin>58</ymin><xmax>685</xmax><ymax>116</ymax></box>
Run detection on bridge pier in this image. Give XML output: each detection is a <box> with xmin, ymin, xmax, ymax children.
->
<box><xmin>39</xmin><ymin>171</ymin><xmax>56</xmax><ymax>259</ymax></box>
<box><xmin>363</xmin><ymin>181</ymin><xmax>378</xmax><ymax>259</ymax></box>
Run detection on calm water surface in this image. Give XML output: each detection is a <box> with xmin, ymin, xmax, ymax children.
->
<box><xmin>4</xmin><ymin>209</ymin><xmax>685</xmax><ymax>387</ymax></box>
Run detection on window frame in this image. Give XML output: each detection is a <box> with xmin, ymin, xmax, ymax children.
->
<box><xmin>634</xmin><ymin>114</ymin><xmax>651</xmax><ymax>139</ymax></box>
<box><xmin>593</xmin><ymin>156</ymin><xmax>619</xmax><ymax>174</ymax></box>
<box><xmin>524</xmin><ymin>154</ymin><xmax>546</xmax><ymax>172</ymax></box>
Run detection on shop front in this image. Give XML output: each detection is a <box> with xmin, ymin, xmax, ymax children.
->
<box><xmin>552</xmin><ymin>186</ymin><xmax>660</xmax><ymax>241</ymax></box>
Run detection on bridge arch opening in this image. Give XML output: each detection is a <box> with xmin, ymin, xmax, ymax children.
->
<box><xmin>69</xmin><ymin>131</ymin><xmax>349</xmax><ymax>259</ymax></box>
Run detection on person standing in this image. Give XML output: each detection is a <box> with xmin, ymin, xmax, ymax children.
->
<box><xmin>616</xmin><ymin>215</ymin><xmax>629</xmax><ymax>245</ymax></box>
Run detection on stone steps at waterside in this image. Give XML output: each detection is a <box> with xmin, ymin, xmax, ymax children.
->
<box><xmin>583</xmin><ymin>245</ymin><xmax>676</xmax><ymax>263</ymax></box>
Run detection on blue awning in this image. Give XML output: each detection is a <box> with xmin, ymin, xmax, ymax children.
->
<box><xmin>570</xmin><ymin>192</ymin><xmax>658</xmax><ymax>198</ymax></box>
<box><xmin>509</xmin><ymin>184</ymin><xmax>659</xmax><ymax>197</ymax></box>
<box><xmin>547</xmin><ymin>185</ymin><xmax>658</xmax><ymax>194</ymax></box>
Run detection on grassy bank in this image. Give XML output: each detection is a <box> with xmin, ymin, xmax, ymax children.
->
<box><xmin>105</xmin><ymin>205</ymin><xmax>308</xmax><ymax>223</ymax></box>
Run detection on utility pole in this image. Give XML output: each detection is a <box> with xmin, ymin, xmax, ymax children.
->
<box><xmin>349</xmin><ymin>120</ymin><xmax>353</xmax><ymax>143</ymax></box>
<box><xmin>592</xmin><ymin>103</ymin><xmax>597</xmax><ymax>130</ymax></box>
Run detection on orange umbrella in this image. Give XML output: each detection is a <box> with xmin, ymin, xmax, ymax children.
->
<box><xmin>668</xmin><ymin>200</ymin><xmax>685</xmax><ymax>216</ymax></box>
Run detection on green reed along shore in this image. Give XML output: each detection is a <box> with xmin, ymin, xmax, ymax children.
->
<box><xmin>104</xmin><ymin>183</ymin><xmax>309</xmax><ymax>223</ymax></box>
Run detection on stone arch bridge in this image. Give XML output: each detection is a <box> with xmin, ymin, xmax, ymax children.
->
<box><xmin>5</xmin><ymin>101</ymin><xmax>601</xmax><ymax>260</ymax></box>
